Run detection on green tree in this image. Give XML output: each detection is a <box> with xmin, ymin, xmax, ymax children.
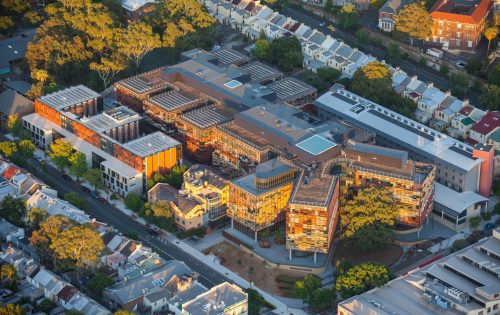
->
<box><xmin>83</xmin><ymin>168</ymin><xmax>103</xmax><ymax>191</ymax></box>
<box><xmin>478</xmin><ymin>84</ymin><xmax>500</xmax><ymax>111</ymax></box>
<box><xmin>394</xmin><ymin>3</ymin><xmax>433</xmax><ymax>45</ymax></box>
<box><xmin>350</xmin><ymin>222</ymin><xmax>394</xmax><ymax>252</ymax></box>
<box><xmin>338</xmin><ymin>4</ymin><xmax>359</xmax><ymax>30</ymax></box>
<box><xmin>125</xmin><ymin>193</ymin><xmax>143</xmax><ymax>212</ymax></box>
<box><xmin>268</xmin><ymin>36</ymin><xmax>303</xmax><ymax>72</ymax></box>
<box><xmin>27</xmin><ymin>207</ymin><xmax>48</xmax><ymax>229</ymax></box>
<box><xmin>114</xmin><ymin>311</ymin><xmax>135</xmax><ymax>315</ymax></box>
<box><xmin>147</xmin><ymin>200</ymin><xmax>174</xmax><ymax>230</ymax></box>
<box><xmin>252</xmin><ymin>39</ymin><xmax>271</xmax><ymax>60</ymax></box>
<box><xmin>351</xmin><ymin>61</ymin><xmax>392</xmax><ymax>104</ymax></box>
<box><xmin>2</xmin><ymin>0</ymin><xmax>30</xmax><ymax>13</ymax></box>
<box><xmin>30</xmin><ymin>215</ymin><xmax>76</xmax><ymax>266</ymax></box>
<box><xmin>440</xmin><ymin>64</ymin><xmax>449</xmax><ymax>76</ymax></box>
<box><xmin>0</xmin><ymin>304</ymin><xmax>24</xmax><ymax>315</ymax></box>
<box><xmin>0</xmin><ymin>16</ymin><xmax>14</xmax><ymax>32</ymax></box>
<box><xmin>69</xmin><ymin>152</ymin><xmax>88</xmax><ymax>180</ymax></box>
<box><xmin>18</xmin><ymin>140</ymin><xmax>36</xmax><ymax>160</ymax></box>
<box><xmin>119</xmin><ymin>22</ymin><xmax>161</xmax><ymax>69</ymax></box>
<box><xmin>1</xmin><ymin>264</ymin><xmax>18</xmax><ymax>291</ymax></box>
<box><xmin>488</xmin><ymin>63</ymin><xmax>500</xmax><ymax>85</ymax></box>
<box><xmin>0</xmin><ymin>196</ymin><xmax>26</xmax><ymax>226</ymax></box>
<box><xmin>87</xmin><ymin>273</ymin><xmax>114</xmax><ymax>299</ymax></box>
<box><xmin>355</xmin><ymin>29</ymin><xmax>370</xmax><ymax>45</ymax></box>
<box><xmin>39</xmin><ymin>298</ymin><xmax>56</xmax><ymax>313</ymax></box>
<box><xmin>325</xmin><ymin>0</ymin><xmax>333</xmax><ymax>12</ymax></box>
<box><xmin>370</xmin><ymin>0</ymin><xmax>385</xmax><ymax>9</ymax></box>
<box><xmin>342</xmin><ymin>186</ymin><xmax>397</xmax><ymax>251</ymax></box>
<box><xmin>450</xmin><ymin>73</ymin><xmax>469</xmax><ymax>99</ymax></box>
<box><xmin>8</xmin><ymin>115</ymin><xmax>23</xmax><ymax>140</ymax></box>
<box><xmin>165</xmin><ymin>165</ymin><xmax>187</xmax><ymax>189</ymax></box>
<box><xmin>23</xmin><ymin>11</ymin><xmax>43</xmax><ymax>25</ymax></box>
<box><xmin>469</xmin><ymin>215</ymin><xmax>481</xmax><ymax>230</ymax></box>
<box><xmin>484</xmin><ymin>25</ymin><xmax>498</xmax><ymax>53</ymax></box>
<box><xmin>51</xmin><ymin>226</ymin><xmax>104</xmax><ymax>269</ymax></box>
<box><xmin>49</xmin><ymin>139</ymin><xmax>74</xmax><ymax>171</ymax></box>
<box><xmin>0</xmin><ymin>141</ymin><xmax>18</xmax><ymax>158</ymax></box>
<box><xmin>63</xmin><ymin>192</ymin><xmax>87</xmax><ymax>210</ymax></box>
<box><xmin>335</xmin><ymin>263</ymin><xmax>392</xmax><ymax>298</ymax></box>
<box><xmin>317</xmin><ymin>67</ymin><xmax>341</xmax><ymax>84</ymax></box>
<box><xmin>294</xmin><ymin>275</ymin><xmax>321</xmax><ymax>304</ymax></box>
<box><xmin>246</xmin><ymin>288</ymin><xmax>267</xmax><ymax>315</ymax></box>
<box><xmin>90</xmin><ymin>56</ymin><xmax>127</xmax><ymax>90</ymax></box>
<box><xmin>387</xmin><ymin>43</ymin><xmax>401</xmax><ymax>59</ymax></box>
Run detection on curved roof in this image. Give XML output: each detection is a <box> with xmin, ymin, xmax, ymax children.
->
<box><xmin>434</xmin><ymin>183</ymin><xmax>488</xmax><ymax>213</ymax></box>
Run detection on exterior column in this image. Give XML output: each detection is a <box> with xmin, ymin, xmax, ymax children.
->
<box><xmin>231</xmin><ymin>218</ymin><xmax>233</xmax><ymax>229</ymax></box>
<box><xmin>254</xmin><ymin>231</ymin><xmax>258</xmax><ymax>243</ymax></box>
<box><xmin>314</xmin><ymin>251</ymin><xmax>317</xmax><ymax>264</ymax></box>
<box><xmin>289</xmin><ymin>249</ymin><xmax>292</xmax><ymax>261</ymax></box>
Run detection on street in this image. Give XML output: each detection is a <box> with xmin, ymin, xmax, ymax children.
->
<box><xmin>27</xmin><ymin>159</ymin><xmax>229</xmax><ymax>288</ymax></box>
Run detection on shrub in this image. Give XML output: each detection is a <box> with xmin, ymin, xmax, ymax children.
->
<box><xmin>124</xmin><ymin>193</ymin><xmax>143</xmax><ymax>212</ymax></box>
<box><xmin>481</xmin><ymin>212</ymin><xmax>492</xmax><ymax>221</ymax></box>
<box><xmin>63</xmin><ymin>192</ymin><xmax>87</xmax><ymax>210</ymax></box>
<box><xmin>452</xmin><ymin>239</ymin><xmax>467</xmax><ymax>252</ymax></box>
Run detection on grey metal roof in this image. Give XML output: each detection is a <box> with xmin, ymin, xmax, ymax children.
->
<box><xmin>267</xmin><ymin>77</ymin><xmax>316</xmax><ymax>102</ymax></box>
<box><xmin>38</xmin><ymin>85</ymin><xmax>100</xmax><ymax>110</ymax></box>
<box><xmin>308</xmin><ymin>32</ymin><xmax>327</xmax><ymax>45</ymax></box>
<box><xmin>0</xmin><ymin>89</ymin><xmax>33</xmax><ymax>116</ymax></box>
<box><xmin>212</xmin><ymin>48</ymin><xmax>250</xmax><ymax>66</ymax></box>
<box><xmin>122</xmin><ymin>131</ymin><xmax>180</xmax><ymax>157</ymax></box>
<box><xmin>147</xmin><ymin>91</ymin><xmax>194</xmax><ymax>112</ymax></box>
<box><xmin>347</xmin><ymin>142</ymin><xmax>408</xmax><ymax>163</ymax></box>
<box><xmin>179</xmin><ymin>107</ymin><xmax>230</xmax><ymax>129</ymax></box>
<box><xmin>0</xmin><ymin>29</ymin><xmax>35</xmax><ymax>69</ymax></box>
<box><xmin>240</xmin><ymin>61</ymin><xmax>283</xmax><ymax>83</ymax></box>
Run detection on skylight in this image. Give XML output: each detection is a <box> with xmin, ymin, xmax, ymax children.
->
<box><xmin>224</xmin><ymin>80</ymin><xmax>242</xmax><ymax>89</ymax></box>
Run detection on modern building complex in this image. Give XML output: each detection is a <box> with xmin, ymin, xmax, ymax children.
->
<box><xmin>429</xmin><ymin>0</ymin><xmax>492</xmax><ymax>50</ymax></box>
<box><xmin>22</xmin><ymin>85</ymin><xmax>182</xmax><ymax>196</ymax></box>
<box><xmin>338</xmin><ymin>228</ymin><xmax>500</xmax><ymax>315</ymax></box>
<box><xmin>314</xmin><ymin>85</ymin><xmax>494</xmax><ymax>197</ymax></box>
<box><xmin>228</xmin><ymin>158</ymin><xmax>298</xmax><ymax>241</ymax></box>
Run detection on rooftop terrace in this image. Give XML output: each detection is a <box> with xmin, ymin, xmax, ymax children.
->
<box><xmin>182</xmin><ymin>282</ymin><xmax>247</xmax><ymax>315</ymax></box>
<box><xmin>290</xmin><ymin>163</ymin><xmax>337</xmax><ymax>207</ymax></box>
<box><xmin>79</xmin><ymin>106</ymin><xmax>140</xmax><ymax>133</ymax></box>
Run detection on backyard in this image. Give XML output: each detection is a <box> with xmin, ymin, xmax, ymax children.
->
<box><xmin>204</xmin><ymin>241</ymin><xmax>312</xmax><ymax>296</ymax></box>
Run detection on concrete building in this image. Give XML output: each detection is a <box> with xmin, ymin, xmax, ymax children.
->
<box><xmin>314</xmin><ymin>85</ymin><xmax>493</xmax><ymax>196</ymax></box>
<box><xmin>181</xmin><ymin>282</ymin><xmax>248</xmax><ymax>315</ymax></box>
<box><xmin>338</xmin><ymin>228</ymin><xmax>500</xmax><ymax>315</ymax></box>
<box><xmin>429</xmin><ymin>0</ymin><xmax>492</xmax><ymax>51</ymax></box>
<box><xmin>0</xmin><ymin>219</ymin><xmax>24</xmax><ymax>242</ymax></box>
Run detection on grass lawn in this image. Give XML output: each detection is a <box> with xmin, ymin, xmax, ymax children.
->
<box><xmin>204</xmin><ymin>241</ymin><xmax>311</xmax><ymax>296</ymax></box>
<box><xmin>333</xmin><ymin>242</ymin><xmax>403</xmax><ymax>267</ymax></box>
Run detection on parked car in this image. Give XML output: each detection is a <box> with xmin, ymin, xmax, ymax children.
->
<box><xmin>426</xmin><ymin>48</ymin><xmax>443</xmax><ymax>58</ymax></box>
<box><xmin>485</xmin><ymin>223</ymin><xmax>497</xmax><ymax>230</ymax></box>
<box><xmin>456</xmin><ymin>60</ymin><xmax>467</xmax><ymax>68</ymax></box>
<box><xmin>80</xmin><ymin>185</ymin><xmax>91</xmax><ymax>193</ymax></box>
<box><xmin>98</xmin><ymin>197</ymin><xmax>108</xmax><ymax>205</ymax></box>
<box><xmin>90</xmin><ymin>191</ymin><xmax>100</xmax><ymax>199</ymax></box>
<box><xmin>147</xmin><ymin>229</ymin><xmax>158</xmax><ymax>237</ymax></box>
<box><xmin>62</xmin><ymin>174</ymin><xmax>72</xmax><ymax>181</ymax></box>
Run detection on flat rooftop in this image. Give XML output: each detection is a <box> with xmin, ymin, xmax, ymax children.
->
<box><xmin>212</xmin><ymin>48</ymin><xmax>250</xmax><ymax>66</ymax></box>
<box><xmin>219</xmin><ymin>121</ymin><xmax>273</xmax><ymax>149</ymax></box>
<box><xmin>290</xmin><ymin>164</ymin><xmax>337</xmax><ymax>207</ymax></box>
<box><xmin>23</xmin><ymin>113</ymin><xmax>140</xmax><ymax>178</ymax></box>
<box><xmin>314</xmin><ymin>87</ymin><xmax>482</xmax><ymax>172</ymax></box>
<box><xmin>145</xmin><ymin>90</ymin><xmax>195</xmax><ymax>112</ymax></box>
<box><xmin>267</xmin><ymin>77</ymin><xmax>316</xmax><ymax>102</ymax></box>
<box><xmin>78</xmin><ymin>106</ymin><xmax>140</xmax><ymax>133</ymax></box>
<box><xmin>240</xmin><ymin>61</ymin><xmax>283</xmax><ymax>84</ymax></box>
<box><xmin>38</xmin><ymin>85</ymin><xmax>100</xmax><ymax>110</ymax></box>
<box><xmin>179</xmin><ymin>107</ymin><xmax>230</xmax><ymax>129</ymax></box>
<box><xmin>295</xmin><ymin>135</ymin><xmax>337</xmax><ymax>156</ymax></box>
<box><xmin>122</xmin><ymin>132</ymin><xmax>180</xmax><ymax>158</ymax></box>
<box><xmin>182</xmin><ymin>282</ymin><xmax>247</xmax><ymax>315</ymax></box>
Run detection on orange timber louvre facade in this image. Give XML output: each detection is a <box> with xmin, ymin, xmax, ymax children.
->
<box><xmin>28</xmin><ymin>85</ymin><xmax>181</xmax><ymax>195</ymax></box>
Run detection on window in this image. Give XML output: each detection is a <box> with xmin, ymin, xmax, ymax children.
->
<box><xmin>468</xmin><ymin>41</ymin><xmax>473</xmax><ymax>48</ymax></box>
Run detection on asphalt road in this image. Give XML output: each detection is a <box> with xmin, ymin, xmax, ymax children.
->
<box><xmin>27</xmin><ymin>159</ymin><xmax>229</xmax><ymax>288</ymax></box>
<box><xmin>283</xmin><ymin>5</ymin><xmax>480</xmax><ymax>104</ymax></box>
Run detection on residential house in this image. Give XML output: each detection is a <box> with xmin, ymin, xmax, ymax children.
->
<box><xmin>378</xmin><ymin>0</ymin><xmax>415</xmax><ymax>32</ymax></box>
<box><xmin>148</xmin><ymin>183</ymin><xmax>204</xmax><ymax>230</ymax></box>
<box><xmin>181</xmin><ymin>282</ymin><xmax>248</xmax><ymax>315</ymax></box>
<box><xmin>449</xmin><ymin>105</ymin><xmax>487</xmax><ymax>138</ymax></box>
<box><xmin>469</xmin><ymin>111</ymin><xmax>500</xmax><ymax>144</ymax></box>
<box><xmin>429</xmin><ymin>95</ymin><xmax>466</xmax><ymax>130</ymax></box>
<box><xmin>121</xmin><ymin>0</ymin><xmax>156</xmax><ymax>21</ymax></box>
<box><xmin>0</xmin><ymin>88</ymin><xmax>33</xmax><ymax>132</ymax></box>
<box><xmin>415</xmin><ymin>85</ymin><xmax>449</xmax><ymax>123</ymax></box>
<box><xmin>0</xmin><ymin>219</ymin><xmax>24</xmax><ymax>242</ymax></box>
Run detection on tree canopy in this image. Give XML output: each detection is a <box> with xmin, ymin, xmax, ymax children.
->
<box><xmin>294</xmin><ymin>275</ymin><xmax>335</xmax><ymax>311</ymax></box>
<box><xmin>0</xmin><ymin>304</ymin><xmax>24</xmax><ymax>315</ymax></box>
<box><xmin>0</xmin><ymin>141</ymin><xmax>18</xmax><ymax>158</ymax></box>
<box><xmin>83</xmin><ymin>168</ymin><xmax>103</xmax><ymax>191</ymax></box>
<box><xmin>69</xmin><ymin>152</ymin><xmax>88</xmax><ymax>179</ymax></box>
<box><xmin>251</xmin><ymin>36</ymin><xmax>303</xmax><ymax>72</ymax></box>
<box><xmin>335</xmin><ymin>263</ymin><xmax>392</xmax><ymax>298</ymax></box>
<box><xmin>0</xmin><ymin>196</ymin><xmax>26</xmax><ymax>227</ymax></box>
<box><xmin>51</xmin><ymin>225</ymin><xmax>104</xmax><ymax>268</ymax></box>
<box><xmin>49</xmin><ymin>139</ymin><xmax>74</xmax><ymax>170</ymax></box>
<box><xmin>478</xmin><ymin>84</ymin><xmax>500</xmax><ymax>111</ymax></box>
<box><xmin>394</xmin><ymin>3</ymin><xmax>433</xmax><ymax>44</ymax></box>
<box><xmin>338</xmin><ymin>4</ymin><xmax>359</xmax><ymax>30</ymax></box>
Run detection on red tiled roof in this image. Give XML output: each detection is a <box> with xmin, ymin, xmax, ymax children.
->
<box><xmin>466</xmin><ymin>137</ymin><xmax>479</xmax><ymax>145</ymax></box>
<box><xmin>430</xmin><ymin>0</ymin><xmax>492</xmax><ymax>24</ymax></box>
<box><xmin>57</xmin><ymin>285</ymin><xmax>78</xmax><ymax>302</ymax></box>
<box><xmin>2</xmin><ymin>165</ymin><xmax>21</xmax><ymax>180</ymax></box>
<box><xmin>459</xmin><ymin>105</ymin><xmax>474</xmax><ymax>116</ymax></box>
<box><xmin>470</xmin><ymin>111</ymin><xmax>500</xmax><ymax>135</ymax></box>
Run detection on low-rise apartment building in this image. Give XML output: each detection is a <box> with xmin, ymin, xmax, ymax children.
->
<box><xmin>429</xmin><ymin>0</ymin><xmax>492</xmax><ymax>51</ymax></box>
